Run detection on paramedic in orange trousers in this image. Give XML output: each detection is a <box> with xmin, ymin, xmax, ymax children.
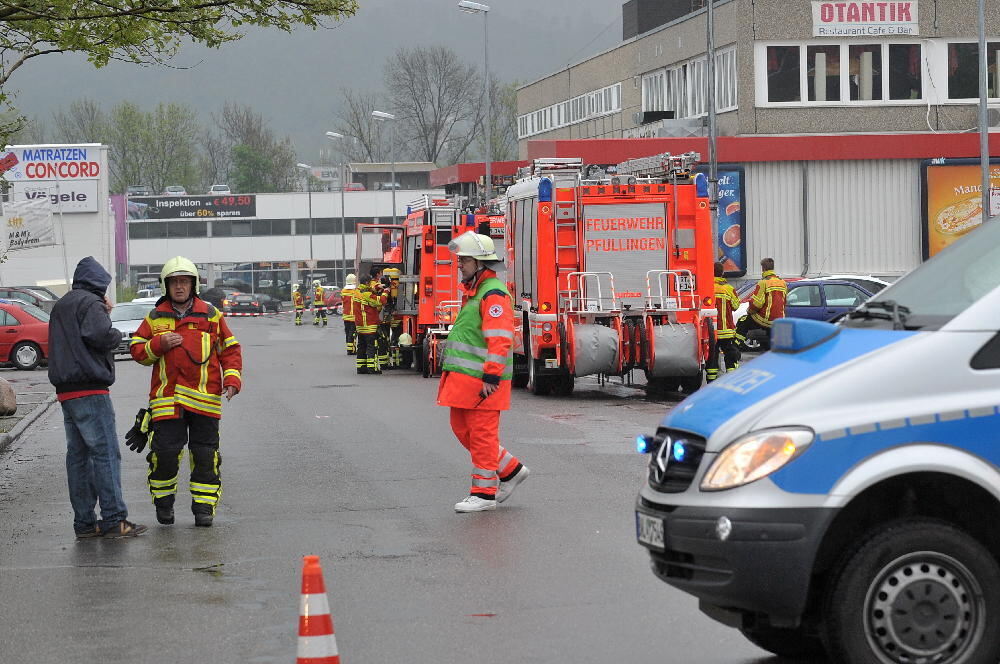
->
<box><xmin>437</xmin><ymin>231</ymin><xmax>530</xmax><ymax>513</ymax></box>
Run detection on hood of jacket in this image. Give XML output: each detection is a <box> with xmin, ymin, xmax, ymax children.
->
<box><xmin>72</xmin><ymin>256</ymin><xmax>111</xmax><ymax>296</ymax></box>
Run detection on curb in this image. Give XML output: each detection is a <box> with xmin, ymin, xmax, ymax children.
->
<box><xmin>0</xmin><ymin>393</ymin><xmax>57</xmax><ymax>456</ymax></box>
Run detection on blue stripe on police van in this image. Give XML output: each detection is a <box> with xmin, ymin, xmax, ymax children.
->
<box><xmin>771</xmin><ymin>406</ymin><xmax>1000</xmax><ymax>494</ymax></box>
<box><xmin>661</xmin><ymin>327</ymin><xmax>917</xmax><ymax>439</ymax></box>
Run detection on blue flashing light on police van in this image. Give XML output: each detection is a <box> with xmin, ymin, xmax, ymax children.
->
<box><xmin>694</xmin><ymin>172</ymin><xmax>709</xmax><ymax>198</ymax></box>
<box><xmin>672</xmin><ymin>439</ymin><xmax>687</xmax><ymax>463</ymax></box>
<box><xmin>636</xmin><ymin>435</ymin><xmax>654</xmax><ymax>454</ymax></box>
<box><xmin>539</xmin><ymin>177</ymin><xmax>553</xmax><ymax>202</ymax></box>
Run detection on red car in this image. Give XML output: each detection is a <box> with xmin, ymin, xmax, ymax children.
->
<box><xmin>0</xmin><ymin>299</ymin><xmax>49</xmax><ymax>370</ymax></box>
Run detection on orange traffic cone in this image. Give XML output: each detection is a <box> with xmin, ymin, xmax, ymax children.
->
<box><xmin>297</xmin><ymin>555</ymin><xmax>340</xmax><ymax>664</ymax></box>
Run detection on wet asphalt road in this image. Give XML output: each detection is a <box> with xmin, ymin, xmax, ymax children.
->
<box><xmin>0</xmin><ymin>313</ymin><xmax>811</xmax><ymax>664</ymax></box>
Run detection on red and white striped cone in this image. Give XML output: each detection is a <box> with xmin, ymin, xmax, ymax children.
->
<box><xmin>297</xmin><ymin>555</ymin><xmax>340</xmax><ymax>664</ymax></box>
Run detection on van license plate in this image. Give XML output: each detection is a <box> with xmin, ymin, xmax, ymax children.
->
<box><xmin>636</xmin><ymin>512</ymin><xmax>664</xmax><ymax>550</ymax></box>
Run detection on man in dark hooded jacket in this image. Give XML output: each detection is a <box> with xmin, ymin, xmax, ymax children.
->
<box><xmin>48</xmin><ymin>257</ymin><xmax>147</xmax><ymax>539</ymax></box>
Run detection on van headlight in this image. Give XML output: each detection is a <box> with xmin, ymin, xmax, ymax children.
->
<box><xmin>701</xmin><ymin>428</ymin><xmax>814</xmax><ymax>491</ymax></box>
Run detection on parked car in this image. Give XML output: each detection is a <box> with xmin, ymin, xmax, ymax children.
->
<box><xmin>322</xmin><ymin>286</ymin><xmax>343</xmax><ymax>315</ymax></box>
<box><xmin>208</xmin><ymin>184</ymin><xmax>231</xmax><ymax>195</ymax></box>
<box><xmin>229</xmin><ymin>293</ymin><xmax>281</xmax><ymax>314</ymax></box>
<box><xmin>0</xmin><ymin>287</ymin><xmax>58</xmax><ymax>313</ymax></box>
<box><xmin>219</xmin><ymin>288</ymin><xmax>241</xmax><ymax>312</ymax></box>
<box><xmin>733</xmin><ymin>279</ymin><xmax>872</xmax><ymax>351</ymax></box>
<box><xmin>813</xmin><ymin>274</ymin><xmax>894</xmax><ymax>295</ymax></box>
<box><xmin>343</xmin><ymin>182</ymin><xmax>366</xmax><ymax>192</ymax></box>
<box><xmin>375</xmin><ymin>182</ymin><xmax>401</xmax><ymax>190</ymax></box>
<box><xmin>0</xmin><ymin>299</ymin><xmax>49</xmax><ymax>370</ymax></box>
<box><xmin>126</xmin><ymin>185</ymin><xmax>153</xmax><ymax>196</ymax></box>
<box><xmin>133</xmin><ymin>288</ymin><xmax>160</xmax><ymax>300</ymax></box>
<box><xmin>111</xmin><ymin>302</ymin><xmax>154</xmax><ymax>356</ymax></box>
<box><xmin>163</xmin><ymin>185</ymin><xmax>187</xmax><ymax>196</ymax></box>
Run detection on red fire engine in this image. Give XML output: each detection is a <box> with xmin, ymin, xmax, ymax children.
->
<box><xmin>503</xmin><ymin>152</ymin><xmax>715</xmax><ymax>395</ymax></box>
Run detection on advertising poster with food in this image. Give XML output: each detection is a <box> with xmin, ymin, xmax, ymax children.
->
<box><xmin>921</xmin><ymin>159</ymin><xmax>1000</xmax><ymax>259</ymax></box>
<box><xmin>696</xmin><ymin>165</ymin><xmax>747</xmax><ymax>277</ymax></box>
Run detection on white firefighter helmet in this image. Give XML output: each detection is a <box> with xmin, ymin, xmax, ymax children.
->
<box><xmin>292</xmin><ymin>283</ymin><xmax>300</xmax><ymax>292</ymax></box>
<box><xmin>398</xmin><ymin>333</ymin><xmax>413</xmax><ymax>346</ymax></box>
<box><xmin>345</xmin><ymin>273</ymin><xmax>357</xmax><ymax>287</ymax></box>
<box><xmin>160</xmin><ymin>256</ymin><xmax>200</xmax><ymax>294</ymax></box>
<box><xmin>448</xmin><ymin>231</ymin><xmax>500</xmax><ymax>262</ymax></box>
<box><xmin>312</xmin><ymin>279</ymin><xmax>321</xmax><ymax>287</ymax></box>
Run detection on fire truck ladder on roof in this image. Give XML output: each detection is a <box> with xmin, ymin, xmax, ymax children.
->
<box><xmin>616</xmin><ymin>152</ymin><xmax>702</xmax><ymax>181</ymax></box>
<box><xmin>645</xmin><ymin>270</ymin><xmax>698</xmax><ymax>313</ymax></box>
<box><xmin>561</xmin><ymin>272</ymin><xmax>620</xmax><ymax>315</ymax></box>
<box><xmin>555</xmin><ymin>187</ymin><xmax>581</xmax><ymax>278</ymax></box>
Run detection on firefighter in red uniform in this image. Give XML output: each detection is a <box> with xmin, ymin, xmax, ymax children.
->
<box><xmin>438</xmin><ymin>232</ymin><xmax>529</xmax><ymax>513</ymax></box>
<box><xmin>354</xmin><ymin>269</ymin><xmax>387</xmax><ymax>374</ymax></box>
<box><xmin>292</xmin><ymin>283</ymin><xmax>305</xmax><ymax>326</ymax></box>
<box><xmin>129</xmin><ymin>257</ymin><xmax>242</xmax><ymax>528</ymax></box>
<box><xmin>735</xmin><ymin>257</ymin><xmax>788</xmax><ymax>349</ymax></box>
<box><xmin>381</xmin><ymin>267</ymin><xmax>403</xmax><ymax>368</ymax></box>
<box><xmin>341</xmin><ymin>274</ymin><xmax>358</xmax><ymax>354</ymax></box>
<box><xmin>312</xmin><ymin>280</ymin><xmax>328</xmax><ymax>326</ymax></box>
<box><xmin>707</xmin><ymin>262</ymin><xmax>741</xmax><ymax>382</ymax></box>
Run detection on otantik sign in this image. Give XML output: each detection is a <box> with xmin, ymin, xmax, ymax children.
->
<box><xmin>812</xmin><ymin>1</ymin><xmax>919</xmax><ymax>37</ymax></box>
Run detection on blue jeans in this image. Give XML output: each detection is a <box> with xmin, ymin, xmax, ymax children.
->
<box><xmin>61</xmin><ymin>394</ymin><xmax>128</xmax><ymax>534</ymax></box>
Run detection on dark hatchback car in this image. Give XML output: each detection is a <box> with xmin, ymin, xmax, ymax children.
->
<box><xmin>228</xmin><ymin>293</ymin><xmax>281</xmax><ymax>314</ymax></box>
<box><xmin>736</xmin><ymin>279</ymin><xmax>873</xmax><ymax>351</ymax></box>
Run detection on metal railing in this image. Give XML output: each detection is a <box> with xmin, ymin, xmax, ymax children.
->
<box><xmin>559</xmin><ymin>271</ymin><xmax>620</xmax><ymax>314</ymax></box>
<box><xmin>435</xmin><ymin>300</ymin><xmax>462</xmax><ymax>325</ymax></box>
<box><xmin>645</xmin><ymin>269</ymin><xmax>698</xmax><ymax>311</ymax></box>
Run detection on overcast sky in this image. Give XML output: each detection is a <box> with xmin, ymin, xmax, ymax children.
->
<box><xmin>11</xmin><ymin>0</ymin><xmax>622</xmax><ymax>162</ymax></box>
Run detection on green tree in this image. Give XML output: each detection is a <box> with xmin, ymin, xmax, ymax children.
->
<box><xmin>0</xmin><ymin>0</ymin><xmax>359</xmax><ymax>141</ymax></box>
<box><xmin>230</xmin><ymin>144</ymin><xmax>276</xmax><ymax>193</ymax></box>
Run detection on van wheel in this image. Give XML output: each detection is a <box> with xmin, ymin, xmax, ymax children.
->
<box><xmin>11</xmin><ymin>342</ymin><xmax>41</xmax><ymax>370</ymax></box>
<box><xmin>739</xmin><ymin>625</ymin><xmax>825</xmax><ymax>659</ymax></box>
<box><xmin>823</xmin><ymin>519</ymin><xmax>1000</xmax><ymax>664</ymax></box>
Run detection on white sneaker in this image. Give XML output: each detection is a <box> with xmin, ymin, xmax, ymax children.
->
<box><xmin>496</xmin><ymin>465</ymin><xmax>530</xmax><ymax>504</ymax></box>
<box><xmin>454</xmin><ymin>496</ymin><xmax>497</xmax><ymax>513</ymax></box>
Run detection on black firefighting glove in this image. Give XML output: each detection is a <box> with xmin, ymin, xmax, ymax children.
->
<box><xmin>124</xmin><ymin>408</ymin><xmax>151</xmax><ymax>453</ymax></box>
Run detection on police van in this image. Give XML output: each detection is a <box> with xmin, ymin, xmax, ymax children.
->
<box><xmin>635</xmin><ymin>218</ymin><xmax>1000</xmax><ymax>663</ymax></box>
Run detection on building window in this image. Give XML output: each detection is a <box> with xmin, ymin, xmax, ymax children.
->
<box><xmin>947</xmin><ymin>42</ymin><xmax>1000</xmax><ymax>99</ymax></box>
<box><xmin>516</xmin><ymin>82</ymin><xmax>623</xmax><ymax>139</ymax></box>
<box><xmin>767</xmin><ymin>45</ymin><xmax>802</xmax><ymax>102</ymax></box>
<box><xmin>759</xmin><ymin>41</ymin><xmax>925</xmax><ymax>106</ymax></box>
<box><xmin>232</xmin><ymin>222</ymin><xmax>252</xmax><ymax>237</ymax></box>
<box><xmin>640</xmin><ymin>46</ymin><xmax>736</xmax><ymax>119</ymax></box>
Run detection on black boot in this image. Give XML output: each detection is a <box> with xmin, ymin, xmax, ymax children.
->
<box><xmin>155</xmin><ymin>500</ymin><xmax>174</xmax><ymax>525</ymax></box>
<box><xmin>193</xmin><ymin>505</ymin><xmax>214</xmax><ymax>528</ymax></box>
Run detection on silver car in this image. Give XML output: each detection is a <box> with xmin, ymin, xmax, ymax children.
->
<box><xmin>111</xmin><ymin>302</ymin><xmax>155</xmax><ymax>356</ymax></box>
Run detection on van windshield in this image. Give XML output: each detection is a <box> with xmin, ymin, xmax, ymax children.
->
<box><xmin>843</xmin><ymin>219</ymin><xmax>1000</xmax><ymax>330</ymax></box>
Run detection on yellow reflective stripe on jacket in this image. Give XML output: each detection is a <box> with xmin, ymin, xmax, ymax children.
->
<box><xmin>223</xmin><ymin>368</ymin><xmax>241</xmax><ymax>381</ymax></box>
<box><xmin>175</xmin><ymin>385</ymin><xmax>223</xmax><ymax>406</ymax></box>
<box><xmin>222</xmin><ymin>336</ymin><xmax>238</xmax><ymax>349</ymax></box>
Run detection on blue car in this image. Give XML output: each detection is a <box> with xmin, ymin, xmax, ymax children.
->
<box><xmin>736</xmin><ymin>279</ymin><xmax>873</xmax><ymax>350</ymax></box>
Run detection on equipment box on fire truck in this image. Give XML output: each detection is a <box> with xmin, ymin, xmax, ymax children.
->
<box><xmin>504</xmin><ymin>153</ymin><xmax>715</xmax><ymax>396</ymax></box>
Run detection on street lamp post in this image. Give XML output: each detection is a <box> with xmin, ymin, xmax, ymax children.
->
<box><xmin>296</xmin><ymin>163</ymin><xmax>314</xmax><ymax>286</ymax></box>
<box><xmin>458</xmin><ymin>1</ymin><xmax>491</xmax><ymax>205</ymax></box>
<box><xmin>371</xmin><ymin>110</ymin><xmax>397</xmax><ymax>223</ymax></box>
<box><xmin>326</xmin><ymin>131</ymin><xmax>349</xmax><ymax>285</ymax></box>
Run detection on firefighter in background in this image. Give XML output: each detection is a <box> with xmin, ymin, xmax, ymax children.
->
<box><xmin>735</xmin><ymin>257</ymin><xmax>788</xmax><ymax>349</ymax></box>
<box><xmin>312</xmin><ymin>279</ymin><xmax>328</xmax><ymax>326</ymax></box>
<box><xmin>341</xmin><ymin>274</ymin><xmax>358</xmax><ymax>354</ymax></box>
<box><xmin>354</xmin><ymin>269</ymin><xmax>387</xmax><ymax>374</ymax></box>
<box><xmin>292</xmin><ymin>283</ymin><xmax>305</xmax><ymax>326</ymax></box>
<box><xmin>129</xmin><ymin>256</ymin><xmax>242</xmax><ymax>528</ymax></box>
<box><xmin>707</xmin><ymin>262</ymin><xmax>741</xmax><ymax>382</ymax></box>
<box><xmin>381</xmin><ymin>267</ymin><xmax>403</xmax><ymax>368</ymax></box>
<box><xmin>438</xmin><ymin>231</ymin><xmax>529</xmax><ymax>513</ymax></box>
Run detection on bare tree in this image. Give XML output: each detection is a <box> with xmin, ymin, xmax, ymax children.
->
<box><xmin>214</xmin><ymin>102</ymin><xmax>297</xmax><ymax>192</ymax></box>
<box><xmin>51</xmin><ymin>99</ymin><xmax>107</xmax><ymax>143</ymax></box>
<box><xmin>331</xmin><ymin>88</ymin><xmax>390</xmax><ymax>163</ymax></box>
<box><xmin>105</xmin><ymin>101</ymin><xmax>155</xmax><ymax>192</ymax></box>
<box><xmin>384</xmin><ymin>46</ymin><xmax>482</xmax><ymax>166</ymax></box>
<box><xmin>476</xmin><ymin>78</ymin><xmax>519</xmax><ymax>163</ymax></box>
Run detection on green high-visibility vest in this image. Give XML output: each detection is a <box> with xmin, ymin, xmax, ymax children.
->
<box><xmin>441</xmin><ymin>277</ymin><xmax>513</xmax><ymax>380</ymax></box>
